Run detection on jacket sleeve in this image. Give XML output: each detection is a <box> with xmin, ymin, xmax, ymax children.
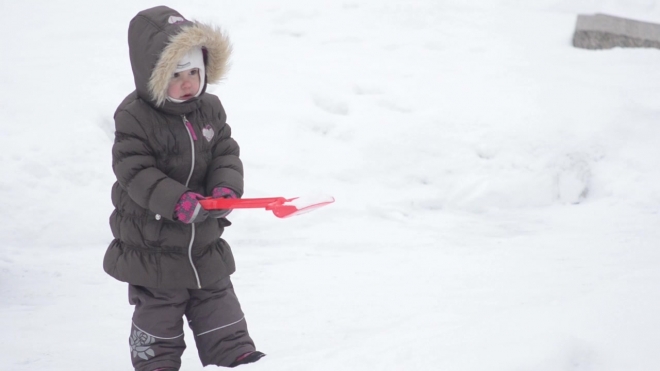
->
<box><xmin>205</xmin><ymin>109</ymin><xmax>244</xmax><ymax>197</ymax></box>
<box><xmin>112</xmin><ymin>110</ymin><xmax>189</xmax><ymax>219</ymax></box>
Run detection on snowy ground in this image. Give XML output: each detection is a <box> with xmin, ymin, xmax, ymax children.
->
<box><xmin>2</xmin><ymin>0</ymin><xmax>660</xmax><ymax>370</ymax></box>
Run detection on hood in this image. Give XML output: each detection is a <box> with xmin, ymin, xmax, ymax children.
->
<box><xmin>127</xmin><ymin>6</ymin><xmax>232</xmax><ymax>110</ymax></box>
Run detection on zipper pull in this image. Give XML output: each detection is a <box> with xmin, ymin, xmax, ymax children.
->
<box><xmin>182</xmin><ymin>115</ymin><xmax>198</xmax><ymax>141</ymax></box>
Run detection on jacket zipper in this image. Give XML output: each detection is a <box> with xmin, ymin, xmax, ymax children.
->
<box><xmin>182</xmin><ymin>114</ymin><xmax>202</xmax><ymax>289</ymax></box>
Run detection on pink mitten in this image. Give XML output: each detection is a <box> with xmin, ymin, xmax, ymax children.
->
<box><xmin>212</xmin><ymin>187</ymin><xmax>238</xmax><ymax>199</ymax></box>
<box><xmin>210</xmin><ymin>187</ymin><xmax>238</xmax><ymax>218</ymax></box>
<box><xmin>174</xmin><ymin>192</ymin><xmax>209</xmax><ymax>224</ymax></box>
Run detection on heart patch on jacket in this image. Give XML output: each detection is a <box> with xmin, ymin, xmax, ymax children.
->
<box><xmin>202</xmin><ymin>125</ymin><xmax>214</xmax><ymax>142</ymax></box>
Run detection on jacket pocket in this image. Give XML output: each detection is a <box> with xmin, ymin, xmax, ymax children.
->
<box><xmin>143</xmin><ymin>214</ymin><xmax>164</xmax><ymax>247</ymax></box>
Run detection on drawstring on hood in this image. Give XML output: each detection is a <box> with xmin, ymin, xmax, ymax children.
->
<box><xmin>127</xmin><ymin>6</ymin><xmax>232</xmax><ymax>111</ymax></box>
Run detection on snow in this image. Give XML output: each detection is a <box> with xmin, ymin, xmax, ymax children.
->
<box><xmin>2</xmin><ymin>0</ymin><xmax>660</xmax><ymax>370</ymax></box>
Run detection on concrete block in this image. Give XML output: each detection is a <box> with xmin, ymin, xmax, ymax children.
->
<box><xmin>573</xmin><ymin>13</ymin><xmax>660</xmax><ymax>50</ymax></box>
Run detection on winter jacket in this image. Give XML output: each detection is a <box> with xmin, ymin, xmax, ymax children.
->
<box><xmin>103</xmin><ymin>6</ymin><xmax>242</xmax><ymax>289</ymax></box>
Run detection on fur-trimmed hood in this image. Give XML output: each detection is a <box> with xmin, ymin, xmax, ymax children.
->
<box><xmin>127</xmin><ymin>6</ymin><xmax>232</xmax><ymax>108</ymax></box>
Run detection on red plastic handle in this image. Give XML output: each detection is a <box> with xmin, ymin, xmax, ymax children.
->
<box><xmin>199</xmin><ymin>197</ymin><xmax>289</xmax><ymax>210</ymax></box>
<box><xmin>199</xmin><ymin>196</ymin><xmax>334</xmax><ymax>218</ymax></box>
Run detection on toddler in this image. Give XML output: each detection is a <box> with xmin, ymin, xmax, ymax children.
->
<box><xmin>103</xmin><ymin>6</ymin><xmax>265</xmax><ymax>370</ymax></box>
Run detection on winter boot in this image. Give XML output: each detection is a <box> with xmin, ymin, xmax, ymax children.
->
<box><xmin>229</xmin><ymin>351</ymin><xmax>266</xmax><ymax>367</ymax></box>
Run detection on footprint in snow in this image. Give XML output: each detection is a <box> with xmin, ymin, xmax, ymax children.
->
<box><xmin>312</xmin><ymin>94</ymin><xmax>350</xmax><ymax>116</ymax></box>
<box><xmin>555</xmin><ymin>153</ymin><xmax>591</xmax><ymax>204</ymax></box>
<box><xmin>353</xmin><ymin>84</ymin><xmax>383</xmax><ymax>96</ymax></box>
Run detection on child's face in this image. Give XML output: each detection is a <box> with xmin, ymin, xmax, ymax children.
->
<box><xmin>167</xmin><ymin>68</ymin><xmax>201</xmax><ymax>101</ymax></box>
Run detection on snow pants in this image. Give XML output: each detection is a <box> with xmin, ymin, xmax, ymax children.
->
<box><xmin>128</xmin><ymin>277</ymin><xmax>255</xmax><ymax>371</ymax></box>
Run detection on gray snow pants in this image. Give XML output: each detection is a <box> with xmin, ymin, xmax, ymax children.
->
<box><xmin>128</xmin><ymin>277</ymin><xmax>255</xmax><ymax>371</ymax></box>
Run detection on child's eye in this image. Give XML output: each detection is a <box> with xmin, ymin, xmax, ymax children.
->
<box><xmin>173</xmin><ymin>72</ymin><xmax>180</xmax><ymax>78</ymax></box>
<box><xmin>190</xmin><ymin>69</ymin><xmax>198</xmax><ymax>76</ymax></box>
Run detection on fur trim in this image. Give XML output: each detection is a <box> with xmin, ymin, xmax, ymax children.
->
<box><xmin>149</xmin><ymin>22</ymin><xmax>232</xmax><ymax>106</ymax></box>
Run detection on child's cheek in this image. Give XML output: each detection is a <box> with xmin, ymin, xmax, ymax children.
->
<box><xmin>167</xmin><ymin>82</ymin><xmax>179</xmax><ymax>98</ymax></box>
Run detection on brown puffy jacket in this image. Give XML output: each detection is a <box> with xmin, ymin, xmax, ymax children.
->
<box><xmin>103</xmin><ymin>6</ymin><xmax>241</xmax><ymax>289</ymax></box>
